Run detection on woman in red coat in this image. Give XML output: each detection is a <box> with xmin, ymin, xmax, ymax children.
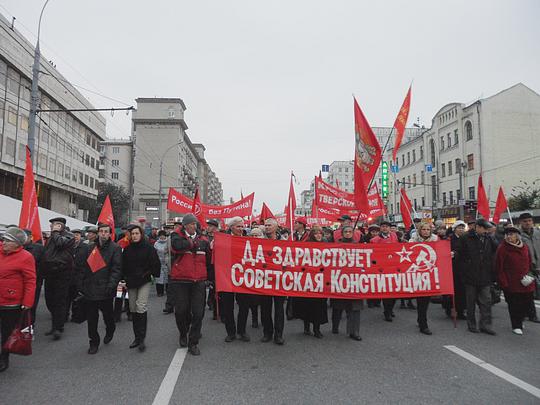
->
<box><xmin>496</xmin><ymin>226</ymin><xmax>535</xmax><ymax>335</ymax></box>
<box><xmin>0</xmin><ymin>227</ymin><xmax>36</xmax><ymax>372</ymax></box>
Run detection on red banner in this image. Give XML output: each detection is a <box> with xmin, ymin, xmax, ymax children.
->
<box><xmin>167</xmin><ymin>188</ymin><xmax>254</xmax><ymax>218</ymax></box>
<box><xmin>214</xmin><ymin>233</ymin><xmax>453</xmax><ymax>299</ymax></box>
<box><xmin>19</xmin><ymin>147</ymin><xmax>42</xmax><ymax>243</ymax></box>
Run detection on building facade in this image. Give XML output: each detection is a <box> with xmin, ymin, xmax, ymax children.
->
<box><xmin>386</xmin><ymin>83</ymin><xmax>540</xmax><ymax>225</ymax></box>
<box><xmin>0</xmin><ymin>14</ymin><xmax>105</xmax><ymax>220</ymax></box>
<box><xmin>99</xmin><ymin>139</ymin><xmax>133</xmax><ymax>194</ymax></box>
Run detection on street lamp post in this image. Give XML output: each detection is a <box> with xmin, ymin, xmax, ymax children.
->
<box><xmin>158</xmin><ymin>142</ymin><xmax>181</xmax><ymax>226</ymax></box>
<box><xmin>28</xmin><ymin>0</ymin><xmax>52</xmax><ymax>159</ymax></box>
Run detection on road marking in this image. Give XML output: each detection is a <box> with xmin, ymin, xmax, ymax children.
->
<box><xmin>444</xmin><ymin>345</ymin><xmax>540</xmax><ymax>399</ymax></box>
<box><xmin>152</xmin><ymin>349</ymin><xmax>188</xmax><ymax>405</ymax></box>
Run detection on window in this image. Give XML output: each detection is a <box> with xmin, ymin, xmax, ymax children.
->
<box><xmin>467</xmin><ymin>154</ymin><xmax>474</xmax><ymax>170</ymax></box>
<box><xmin>414</xmin><ymin>199</ymin><xmax>418</xmax><ymax>210</ymax></box>
<box><xmin>99</xmin><ymin>169</ymin><xmax>105</xmax><ymax>179</ymax></box>
<box><xmin>407</xmin><ymin>152</ymin><xmax>410</xmax><ymax>165</ymax></box>
<box><xmin>57</xmin><ymin>162</ymin><xmax>64</xmax><ymax>176</ymax></box>
<box><xmin>86</xmin><ymin>132</ymin><xmax>91</xmax><ymax>146</ymax></box>
<box><xmin>412</xmin><ymin>150</ymin><xmax>416</xmax><ymax>162</ymax></box>
<box><xmin>465</xmin><ymin>121</ymin><xmax>473</xmax><ymax>141</ymax></box>
<box><xmin>111</xmin><ymin>172</ymin><xmax>119</xmax><ymax>180</ymax></box>
<box><xmin>112</xmin><ymin>146</ymin><xmax>120</xmax><ymax>154</ymax></box>
<box><xmin>447</xmin><ymin>133</ymin><xmax>451</xmax><ymax>148</ymax></box>
<box><xmin>457</xmin><ymin>189</ymin><xmax>461</xmax><ymax>201</ymax></box>
<box><xmin>442</xmin><ymin>192</ymin><xmax>447</xmax><ymax>206</ymax></box>
<box><xmin>420</xmin><ymin>145</ymin><xmax>424</xmax><ymax>159</ymax></box>
<box><xmin>429</xmin><ymin>139</ymin><xmax>435</xmax><ymax>164</ymax></box>
<box><xmin>39</xmin><ymin>153</ymin><xmax>47</xmax><ymax>170</ymax></box>
<box><xmin>448</xmin><ymin>161</ymin><xmax>453</xmax><ymax>176</ymax></box>
<box><xmin>91</xmin><ymin>137</ymin><xmax>97</xmax><ymax>150</ymax></box>
<box><xmin>339</xmin><ymin>168</ymin><xmax>342</xmax><ymax>173</ymax></box>
<box><xmin>421</xmin><ymin>197</ymin><xmax>425</xmax><ymax>207</ymax></box>
<box><xmin>49</xmin><ymin>158</ymin><xmax>56</xmax><ymax>174</ymax></box>
<box><xmin>65</xmin><ymin>166</ymin><xmax>71</xmax><ymax>179</ymax></box>
<box><xmin>95</xmin><ymin>178</ymin><xmax>99</xmax><ymax>189</ymax></box>
<box><xmin>344</xmin><ymin>168</ymin><xmax>348</xmax><ymax>173</ymax></box>
<box><xmin>79</xmin><ymin>172</ymin><xmax>83</xmax><ymax>184</ymax></box>
<box><xmin>66</xmin><ymin>144</ymin><xmax>72</xmax><ymax>158</ymax></box>
<box><xmin>431</xmin><ymin>175</ymin><xmax>437</xmax><ymax>201</ymax></box>
<box><xmin>91</xmin><ymin>157</ymin><xmax>95</xmax><ymax>168</ymax></box>
<box><xmin>7</xmin><ymin>68</ymin><xmax>19</xmax><ymax>94</ymax></box>
<box><xmin>84</xmin><ymin>174</ymin><xmax>89</xmax><ymax>186</ymax></box>
<box><xmin>20</xmin><ymin>115</ymin><xmax>29</xmax><ymax>131</ymax></box>
<box><xmin>454</xmin><ymin>129</ymin><xmax>459</xmax><ymax>145</ymax></box>
<box><xmin>402</xmin><ymin>177</ymin><xmax>405</xmax><ymax>187</ymax></box>
<box><xmin>449</xmin><ymin>191</ymin><xmax>454</xmax><ymax>205</ymax></box>
<box><xmin>50</xmin><ymin>132</ymin><xmax>57</xmax><ymax>149</ymax></box>
<box><xmin>5</xmin><ymin>138</ymin><xmax>15</xmax><ymax>157</ymax></box>
<box><xmin>469</xmin><ymin>186</ymin><xmax>475</xmax><ymax>200</ymax></box>
<box><xmin>421</xmin><ymin>170</ymin><xmax>425</xmax><ymax>185</ymax></box>
<box><xmin>85</xmin><ymin>154</ymin><xmax>90</xmax><ymax>166</ymax></box>
<box><xmin>413</xmin><ymin>174</ymin><xmax>417</xmax><ymax>187</ymax></box>
<box><xmin>18</xmin><ymin>143</ymin><xmax>26</xmax><ymax>161</ymax></box>
<box><xmin>58</xmin><ymin>139</ymin><xmax>65</xmax><ymax>153</ymax></box>
<box><xmin>455</xmin><ymin>158</ymin><xmax>461</xmax><ymax>174</ymax></box>
<box><xmin>407</xmin><ymin>175</ymin><xmax>411</xmax><ymax>188</ymax></box>
<box><xmin>8</xmin><ymin>107</ymin><xmax>17</xmax><ymax>126</ymax></box>
<box><xmin>440</xmin><ymin>136</ymin><xmax>445</xmax><ymax>150</ymax></box>
<box><xmin>441</xmin><ymin>163</ymin><xmax>446</xmax><ymax>177</ymax></box>
<box><xmin>401</xmin><ymin>154</ymin><xmax>405</xmax><ymax>167</ymax></box>
<box><xmin>90</xmin><ymin>177</ymin><xmax>94</xmax><ymax>189</ymax></box>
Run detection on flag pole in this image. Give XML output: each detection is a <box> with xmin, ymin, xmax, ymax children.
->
<box><xmin>507</xmin><ymin>206</ymin><xmax>514</xmax><ymax>226</ymax></box>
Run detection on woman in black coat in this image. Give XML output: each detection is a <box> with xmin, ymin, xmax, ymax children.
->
<box><xmin>292</xmin><ymin>226</ymin><xmax>329</xmax><ymax>338</ymax></box>
<box><xmin>122</xmin><ymin>225</ymin><xmax>161</xmax><ymax>351</ymax></box>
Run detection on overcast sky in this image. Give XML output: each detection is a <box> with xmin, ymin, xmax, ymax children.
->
<box><xmin>4</xmin><ymin>0</ymin><xmax>539</xmax><ymax>213</ymax></box>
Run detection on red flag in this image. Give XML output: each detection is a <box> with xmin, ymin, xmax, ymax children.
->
<box><xmin>492</xmin><ymin>186</ymin><xmax>508</xmax><ymax>223</ymax></box>
<box><xmin>19</xmin><ymin>146</ymin><xmax>42</xmax><ymax>243</ymax></box>
<box><xmin>192</xmin><ymin>188</ymin><xmax>207</xmax><ymax>228</ymax></box>
<box><xmin>260</xmin><ymin>203</ymin><xmax>275</xmax><ymax>224</ymax></box>
<box><xmin>392</xmin><ymin>85</ymin><xmax>412</xmax><ymax>163</ymax></box>
<box><xmin>477</xmin><ymin>175</ymin><xmax>490</xmax><ymax>219</ymax></box>
<box><xmin>400</xmin><ymin>188</ymin><xmax>413</xmax><ymax>229</ymax></box>
<box><xmin>97</xmin><ymin>195</ymin><xmax>115</xmax><ymax>241</ymax></box>
<box><xmin>354</xmin><ymin>98</ymin><xmax>382</xmax><ymax>213</ymax></box>
<box><xmin>87</xmin><ymin>246</ymin><xmax>106</xmax><ymax>273</ymax></box>
<box><xmin>285</xmin><ymin>173</ymin><xmax>297</xmax><ymax>238</ymax></box>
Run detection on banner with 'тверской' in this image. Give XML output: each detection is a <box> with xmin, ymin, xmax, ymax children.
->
<box><xmin>214</xmin><ymin>233</ymin><xmax>454</xmax><ymax>299</ymax></box>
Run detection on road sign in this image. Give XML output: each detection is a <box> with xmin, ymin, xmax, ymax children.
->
<box><xmin>425</xmin><ymin>164</ymin><xmax>433</xmax><ymax>172</ymax></box>
<box><xmin>391</xmin><ymin>165</ymin><xmax>399</xmax><ymax>173</ymax></box>
<box><xmin>321</xmin><ymin>164</ymin><xmax>329</xmax><ymax>172</ymax></box>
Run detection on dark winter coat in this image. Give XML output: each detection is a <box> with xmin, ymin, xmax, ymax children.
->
<box><xmin>169</xmin><ymin>230</ymin><xmax>211</xmax><ymax>282</ymax></box>
<box><xmin>456</xmin><ymin>230</ymin><xmax>497</xmax><ymax>287</ymax></box>
<box><xmin>24</xmin><ymin>242</ymin><xmax>45</xmax><ymax>277</ymax></box>
<box><xmin>79</xmin><ymin>238</ymin><xmax>122</xmax><ymax>301</ymax></box>
<box><xmin>496</xmin><ymin>240</ymin><xmax>535</xmax><ymax>293</ymax></box>
<box><xmin>122</xmin><ymin>239</ymin><xmax>161</xmax><ymax>289</ymax></box>
<box><xmin>40</xmin><ymin>230</ymin><xmax>75</xmax><ymax>277</ymax></box>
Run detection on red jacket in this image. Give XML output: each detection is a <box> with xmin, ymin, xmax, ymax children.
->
<box><xmin>496</xmin><ymin>240</ymin><xmax>535</xmax><ymax>293</ymax></box>
<box><xmin>370</xmin><ymin>232</ymin><xmax>399</xmax><ymax>244</ymax></box>
<box><xmin>169</xmin><ymin>230</ymin><xmax>210</xmax><ymax>282</ymax></box>
<box><xmin>0</xmin><ymin>243</ymin><xmax>37</xmax><ymax>308</ymax></box>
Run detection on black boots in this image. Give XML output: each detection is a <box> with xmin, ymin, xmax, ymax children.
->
<box><xmin>129</xmin><ymin>312</ymin><xmax>148</xmax><ymax>351</ymax></box>
<box><xmin>313</xmin><ymin>323</ymin><xmax>323</xmax><ymax>339</ymax></box>
<box><xmin>0</xmin><ymin>352</ymin><xmax>9</xmax><ymax>372</ymax></box>
<box><xmin>303</xmin><ymin>320</ymin><xmax>312</xmax><ymax>336</ymax></box>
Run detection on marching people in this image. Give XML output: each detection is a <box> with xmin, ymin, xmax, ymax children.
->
<box><xmin>331</xmin><ymin>226</ymin><xmax>362</xmax><ymax>340</ymax></box>
<box><xmin>79</xmin><ymin>223</ymin><xmax>122</xmax><ymax>354</ymax></box>
<box><xmin>518</xmin><ymin>212</ymin><xmax>540</xmax><ymax>323</ymax></box>
<box><xmin>293</xmin><ymin>218</ymin><xmax>309</xmax><ymax>242</ymax></box>
<box><xmin>496</xmin><ymin>226</ymin><xmax>536</xmax><ymax>335</ymax></box>
<box><xmin>84</xmin><ymin>226</ymin><xmax>98</xmax><ymax>245</ymax></box>
<box><xmin>40</xmin><ymin>217</ymin><xmax>75</xmax><ymax>340</ymax></box>
<box><xmin>248</xmin><ymin>226</ymin><xmax>264</xmax><ymax>328</ymax></box>
<box><xmin>370</xmin><ymin>220</ymin><xmax>402</xmax><ymax>321</ymax></box>
<box><xmin>408</xmin><ymin>221</ymin><xmax>439</xmax><ymax>335</ymax></box>
<box><xmin>442</xmin><ymin>220</ymin><xmax>467</xmax><ymax>320</ymax></box>
<box><xmin>122</xmin><ymin>224</ymin><xmax>161</xmax><ymax>352</ymax></box>
<box><xmin>0</xmin><ymin>227</ymin><xmax>36</xmax><ymax>372</ymax></box>
<box><xmin>154</xmin><ymin>230</ymin><xmax>170</xmax><ymax>297</ymax></box>
<box><xmin>66</xmin><ymin>229</ymin><xmax>84</xmax><ymax>322</ymax></box>
<box><xmin>261</xmin><ymin>218</ymin><xmax>286</xmax><ymax>344</ymax></box>
<box><xmin>22</xmin><ymin>229</ymin><xmax>45</xmax><ymax>324</ymax></box>
<box><xmin>204</xmin><ymin>219</ymin><xmax>219</xmax><ymax>319</ymax></box>
<box><xmin>333</xmin><ymin>215</ymin><xmax>362</xmax><ymax>242</ymax></box>
<box><xmin>292</xmin><ymin>226</ymin><xmax>328</xmax><ymax>338</ymax></box>
<box><xmin>456</xmin><ymin>218</ymin><xmax>497</xmax><ymax>335</ymax></box>
<box><xmin>169</xmin><ymin>214</ymin><xmax>211</xmax><ymax>356</ymax></box>
<box><xmin>221</xmin><ymin>217</ymin><xmax>251</xmax><ymax>342</ymax></box>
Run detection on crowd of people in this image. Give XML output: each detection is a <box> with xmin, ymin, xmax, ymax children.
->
<box><xmin>0</xmin><ymin>211</ymin><xmax>539</xmax><ymax>371</ymax></box>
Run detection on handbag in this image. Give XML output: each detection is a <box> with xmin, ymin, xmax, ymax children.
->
<box><xmin>520</xmin><ymin>274</ymin><xmax>535</xmax><ymax>287</ymax></box>
<box><xmin>2</xmin><ymin>310</ymin><xmax>33</xmax><ymax>356</ymax></box>
<box><xmin>70</xmin><ymin>294</ymin><xmax>87</xmax><ymax>324</ymax></box>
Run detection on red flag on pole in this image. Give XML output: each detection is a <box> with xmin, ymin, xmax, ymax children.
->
<box><xmin>260</xmin><ymin>203</ymin><xmax>275</xmax><ymax>224</ymax></box>
<box><xmin>492</xmin><ymin>186</ymin><xmax>508</xmax><ymax>223</ymax></box>
<box><xmin>285</xmin><ymin>173</ymin><xmax>297</xmax><ymax>238</ymax></box>
<box><xmin>354</xmin><ymin>98</ymin><xmax>382</xmax><ymax>213</ymax></box>
<box><xmin>19</xmin><ymin>146</ymin><xmax>42</xmax><ymax>243</ymax></box>
<box><xmin>392</xmin><ymin>85</ymin><xmax>412</xmax><ymax>163</ymax></box>
<box><xmin>87</xmin><ymin>246</ymin><xmax>106</xmax><ymax>273</ymax></box>
<box><xmin>477</xmin><ymin>175</ymin><xmax>490</xmax><ymax>219</ymax></box>
<box><xmin>400</xmin><ymin>188</ymin><xmax>413</xmax><ymax>229</ymax></box>
<box><xmin>97</xmin><ymin>195</ymin><xmax>115</xmax><ymax>241</ymax></box>
<box><xmin>192</xmin><ymin>188</ymin><xmax>207</xmax><ymax>228</ymax></box>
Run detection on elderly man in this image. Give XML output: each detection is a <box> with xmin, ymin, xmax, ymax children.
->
<box><xmin>442</xmin><ymin>220</ymin><xmax>467</xmax><ymax>319</ymax></box>
<box><xmin>333</xmin><ymin>215</ymin><xmax>362</xmax><ymax>243</ymax></box>
<box><xmin>169</xmin><ymin>214</ymin><xmax>211</xmax><ymax>356</ymax></box>
<box><xmin>220</xmin><ymin>217</ymin><xmax>251</xmax><ymax>342</ymax></box>
<box><xmin>519</xmin><ymin>213</ymin><xmax>540</xmax><ymax>323</ymax></box>
<box><xmin>85</xmin><ymin>226</ymin><xmax>98</xmax><ymax>245</ymax></box>
<box><xmin>260</xmin><ymin>218</ymin><xmax>286</xmax><ymax>345</ymax></box>
<box><xmin>293</xmin><ymin>218</ymin><xmax>309</xmax><ymax>241</ymax></box>
<box><xmin>40</xmin><ymin>217</ymin><xmax>75</xmax><ymax>340</ymax></box>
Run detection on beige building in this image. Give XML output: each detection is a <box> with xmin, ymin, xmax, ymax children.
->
<box><xmin>99</xmin><ymin>139</ymin><xmax>133</xmax><ymax>194</ymax></box>
<box><xmin>0</xmin><ymin>14</ymin><xmax>104</xmax><ymax>220</ymax></box>
<box><xmin>386</xmin><ymin>83</ymin><xmax>540</xmax><ymax>225</ymax></box>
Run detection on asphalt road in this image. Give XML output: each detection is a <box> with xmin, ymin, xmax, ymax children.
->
<box><xmin>2</xmin><ymin>292</ymin><xmax>539</xmax><ymax>405</ymax></box>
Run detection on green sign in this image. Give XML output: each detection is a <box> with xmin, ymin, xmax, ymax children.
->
<box><xmin>381</xmin><ymin>161</ymin><xmax>389</xmax><ymax>198</ymax></box>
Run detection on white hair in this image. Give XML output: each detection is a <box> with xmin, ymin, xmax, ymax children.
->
<box><xmin>264</xmin><ymin>218</ymin><xmax>278</xmax><ymax>226</ymax></box>
<box><xmin>228</xmin><ymin>216</ymin><xmax>244</xmax><ymax>227</ymax></box>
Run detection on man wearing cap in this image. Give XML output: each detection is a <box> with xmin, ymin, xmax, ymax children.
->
<box><xmin>0</xmin><ymin>227</ymin><xmax>36</xmax><ymax>372</ymax></box>
<box><xmin>442</xmin><ymin>221</ymin><xmax>467</xmax><ymax>319</ymax></box>
<box><xmin>169</xmin><ymin>214</ymin><xmax>211</xmax><ymax>356</ymax></box>
<box><xmin>204</xmin><ymin>219</ymin><xmax>219</xmax><ymax>319</ymax></box>
<box><xmin>85</xmin><ymin>227</ymin><xmax>98</xmax><ymax>245</ymax></box>
<box><xmin>333</xmin><ymin>215</ymin><xmax>362</xmax><ymax>243</ymax></box>
<box><xmin>40</xmin><ymin>217</ymin><xmax>75</xmax><ymax>339</ymax></box>
<box><xmin>294</xmin><ymin>218</ymin><xmax>309</xmax><ymax>242</ymax></box>
<box><xmin>79</xmin><ymin>223</ymin><xmax>123</xmax><ymax>354</ymax></box>
<box><xmin>518</xmin><ymin>213</ymin><xmax>540</xmax><ymax>323</ymax></box>
<box><xmin>456</xmin><ymin>218</ymin><xmax>497</xmax><ymax>335</ymax></box>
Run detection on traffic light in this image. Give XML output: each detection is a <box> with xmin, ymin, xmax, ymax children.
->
<box><xmin>381</xmin><ymin>161</ymin><xmax>389</xmax><ymax>198</ymax></box>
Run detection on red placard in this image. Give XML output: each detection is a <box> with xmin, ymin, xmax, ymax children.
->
<box><xmin>214</xmin><ymin>233</ymin><xmax>453</xmax><ymax>299</ymax></box>
<box><xmin>167</xmin><ymin>188</ymin><xmax>254</xmax><ymax>218</ymax></box>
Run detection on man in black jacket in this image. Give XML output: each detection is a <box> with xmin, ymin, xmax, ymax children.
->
<box><xmin>40</xmin><ymin>217</ymin><xmax>75</xmax><ymax>340</ymax></box>
<box><xmin>456</xmin><ymin>219</ymin><xmax>497</xmax><ymax>335</ymax></box>
<box><xmin>23</xmin><ymin>229</ymin><xmax>45</xmax><ymax>324</ymax></box>
<box><xmin>79</xmin><ymin>223</ymin><xmax>122</xmax><ymax>354</ymax></box>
